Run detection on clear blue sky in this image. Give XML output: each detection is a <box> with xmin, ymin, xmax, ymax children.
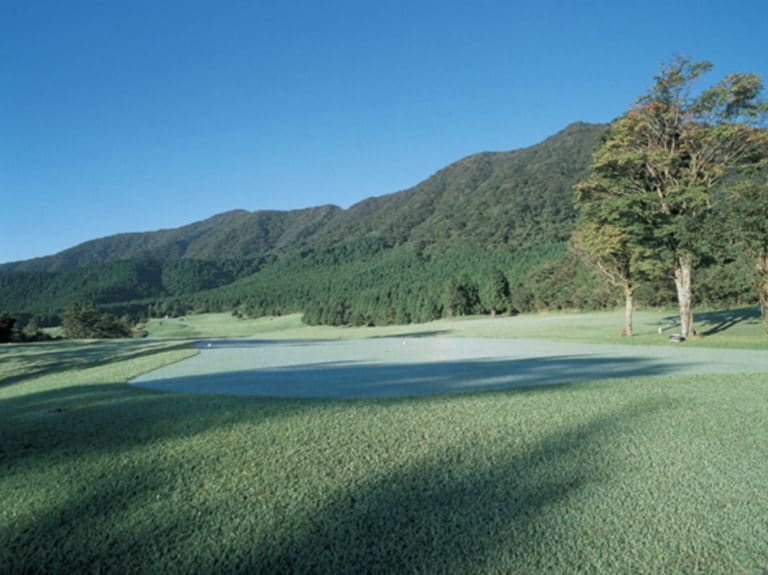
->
<box><xmin>2</xmin><ymin>0</ymin><xmax>766</xmax><ymax>263</ymax></box>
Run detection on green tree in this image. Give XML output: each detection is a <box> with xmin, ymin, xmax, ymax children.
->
<box><xmin>62</xmin><ymin>302</ymin><xmax>132</xmax><ymax>339</ymax></box>
<box><xmin>481</xmin><ymin>268</ymin><xmax>511</xmax><ymax>317</ymax></box>
<box><xmin>0</xmin><ymin>312</ymin><xmax>16</xmax><ymax>343</ymax></box>
<box><xmin>444</xmin><ymin>275</ymin><xmax>480</xmax><ymax>317</ymax></box>
<box><xmin>583</xmin><ymin>58</ymin><xmax>767</xmax><ymax>338</ymax></box>
<box><xmin>572</xmin><ymin>180</ymin><xmax>652</xmax><ymax>336</ymax></box>
<box><xmin>21</xmin><ymin>318</ymin><xmax>42</xmax><ymax>341</ymax></box>
<box><xmin>727</xmin><ymin>173</ymin><xmax>768</xmax><ymax>336</ymax></box>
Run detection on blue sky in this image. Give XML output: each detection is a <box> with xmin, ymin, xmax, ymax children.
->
<box><xmin>2</xmin><ymin>0</ymin><xmax>767</xmax><ymax>263</ymax></box>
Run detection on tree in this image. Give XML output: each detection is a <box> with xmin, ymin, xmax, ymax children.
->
<box><xmin>0</xmin><ymin>312</ymin><xmax>16</xmax><ymax>343</ymax></box>
<box><xmin>727</xmin><ymin>172</ymin><xmax>768</xmax><ymax>336</ymax></box>
<box><xmin>570</xmin><ymin>218</ymin><xmax>644</xmax><ymax>336</ymax></box>
<box><xmin>62</xmin><ymin>302</ymin><xmax>132</xmax><ymax>339</ymax></box>
<box><xmin>444</xmin><ymin>275</ymin><xmax>480</xmax><ymax>317</ymax></box>
<box><xmin>581</xmin><ymin>58</ymin><xmax>767</xmax><ymax>338</ymax></box>
<box><xmin>481</xmin><ymin>268</ymin><xmax>511</xmax><ymax>317</ymax></box>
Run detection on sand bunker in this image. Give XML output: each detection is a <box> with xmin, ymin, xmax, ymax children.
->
<box><xmin>129</xmin><ymin>337</ymin><xmax>768</xmax><ymax>399</ymax></box>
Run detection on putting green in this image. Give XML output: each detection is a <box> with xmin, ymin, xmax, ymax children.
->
<box><xmin>129</xmin><ymin>337</ymin><xmax>768</xmax><ymax>398</ymax></box>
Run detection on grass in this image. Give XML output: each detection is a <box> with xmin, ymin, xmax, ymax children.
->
<box><xmin>142</xmin><ymin>306</ymin><xmax>768</xmax><ymax>349</ymax></box>
<box><xmin>2</xmin><ymin>313</ymin><xmax>768</xmax><ymax>573</ymax></box>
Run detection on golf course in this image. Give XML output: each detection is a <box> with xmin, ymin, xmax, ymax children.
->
<box><xmin>2</xmin><ymin>309</ymin><xmax>767</xmax><ymax>573</ymax></box>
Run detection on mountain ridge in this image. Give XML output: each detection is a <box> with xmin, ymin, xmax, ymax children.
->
<box><xmin>2</xmin><ymin>121</ymin><xmax>605</xmax><ymax>272</ymax></box>
<box><xmin>1</xmin><ymin>121</ymin><xmax>634</xmax><ymax>325</ymax></box>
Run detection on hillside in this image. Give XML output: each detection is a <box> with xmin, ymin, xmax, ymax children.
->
<box><xmin>1</xmin><ymin>206</ymin><xmax>343</xmax><ymax>273</ymax></box>
<box><xmin>1</xmin><ymin>122</ymin><xmax>620</xmax><ymax>324</ymax></box>
<box><xmin>2</xmin><ymin>122</ymin><xmax>604</xmax><ymax>272</ymax></box>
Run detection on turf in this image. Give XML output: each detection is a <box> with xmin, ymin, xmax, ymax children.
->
<box><xmin>2</xmin><ymin>327</ymin><xmax>768</xmax><ymax>573</ymax></box>
<box><xmin>141</xmin><ymin>307</ymin><xmax>768</xmax><ymax>349</ymax></box>
<box><xmin>130</xmin><ymin>337</ymin><xmax>768</xmax><ymax>398</ymax></box>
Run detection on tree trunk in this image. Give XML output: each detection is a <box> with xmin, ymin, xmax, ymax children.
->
<box><xmin>674</xmin><ymin>254</ymin><xmax>694</xmax><ymax>339</ymax></box>
<box><xmin>758</xmin><ymin>253</ymin><xmax>768</xmax><ymax>339</ymax></box>
<box><xmin>620</xmin><ymin>284</ymin><xmax>634</xmax><ymax>336</ymax></box>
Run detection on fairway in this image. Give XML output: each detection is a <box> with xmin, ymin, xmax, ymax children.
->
<box><xmin>4</xmin><ymin>314</ymin><xmax>768</xmax><ymax>573</ymax></box>
<box><xmin>130</xmin><ymin>336</ymin><xmax>768</xmax><ymax>398</ymax></box>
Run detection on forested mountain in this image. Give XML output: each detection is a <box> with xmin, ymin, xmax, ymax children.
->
<box><xmin>2</xmin><ymin>122</ymin><xmax>602</xmax><ymax>273</ymax></box>
<box><xmin>11</xmin><ymin>120</ymin><xmax>743</xmax><ymax>327</ymax></box>
<box><xmin>1</xmin><ymin>206</ymin><xmax>343</xmax><ymax>273</ymax></box>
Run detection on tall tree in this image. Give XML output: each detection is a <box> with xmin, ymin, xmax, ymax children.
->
<box><xmin>581</xmin><ymin>58</ymin><xmax>767</xmax><ymax>338</ymax></box>
<box><xmin>569</xmin><ymin>215</ymin><xmax>645</xmax><ymax>336</ymax></box>
<box><xmin>481</xmin><ymin>268</ymin><xmax>511</xmax><ymax>317</ymax></box>
<box><xmin>727</xmin><ymin>172</ymin><xmax>768</xmax><ymax>336</ymax></box>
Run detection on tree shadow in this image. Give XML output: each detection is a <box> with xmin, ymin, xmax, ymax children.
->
<box><xmin>131</xmin><ymin>354</ymin><xmax>685</xmax><ymax>399</ymax></box>
<box><xmin>0</xmin><ymin>382</ymin><xmax>312</xmax><ymax>468</ymax></box>
<box><xmin>2</xmin><ymin>384</ymin><xmax>670</xmax><ymax>573</ymax></box>
<box><xmin>662</xmin><ymin>306</ymin><xmax>760</xmax><ymax>336</ymax></box>
<box><xmin>252</xmin><ymin>399</ymin><xmax>667</xmax><ymax>573</ymax></box>
<box><xmin>370</xmin><ymin>329</ymin><xmax>453</xmax><ymax>339</ymax></box>
<box><xmin>695</xmin><ymin>307</ymin><xmax>761</xmax><ymax>335</ymax></box>
<box><xmin>0</xmin><ymin>340</ymin><xmax>193</xmax><ymax>389</ymax></box>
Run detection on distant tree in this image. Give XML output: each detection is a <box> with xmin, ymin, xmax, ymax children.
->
<box><xmin>481</xmin><ymin>268</ymin><xmax>511</xmax><ymax>317</ymax></box>
<box><xmin>21</xmin><ymin>318</ymin><xmax>42</xmax><ymax>341</ymax></box>
<box><xmin>444</xmin><ymin>275</ymin><xmax>480</xmax><ymax>317</ymax></box>
<box><xmin>62</xmin><ymin>303</ymin><xmax>132</xmax><ymax>339</ymax></box>
<box><xmin>0</xmin><ymin>312</ymin><xmax>16</xmax><ymax>343</ymax></box>
<box><xmin>727</xmin><ymin>173</ymin><xmax>768</xmax><ymax>336</ymax></box>
<box><xmin>580</xmin><ymin>58</ymin><xmax>767</xmax><ymax>338</ymax></box>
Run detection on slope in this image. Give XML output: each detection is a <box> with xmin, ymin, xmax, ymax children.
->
<box><xmin>0</xmin><ymin>122</ymin><xmax>610</xmax><ymax>322</ymax></box>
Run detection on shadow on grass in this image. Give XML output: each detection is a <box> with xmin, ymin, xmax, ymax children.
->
<box><xmin>254</xmin><ymin>400</ymin><xmax>666</xmax><ymax>573</ymax></box>
<box><xmin>0</xmin><ymin>382</ymin><xmax>310</xmax><ymax>467</ymax></box>
<box><xmin>370</xmin><ymin>329</ymin><xmax>453</xmax><ymax>339</ymax></box>
<box><xmin>0</xmin><ymin>340</ymin><xmax>193</xmax><ymax>389</ymax></box>
<box><xmin>2</xmin><ymin>377</ymin><xmax>670</xmax><ymax>573</ymax></box>
<box><xmin>191</xmin><ymin>338</ymin><xmax>336</xmax><ymax>348</ymax></box>
<box><xmin>662</xmin><ymin>306</ymin><xmax>760</xmax><ymax>336</ymax></box>
<box><xmin>695</xmin><ymin>307</ymin><xmax>761</xmax><ymax>335</ymax></box>
<box><xmin>132</xmin><ymin>354</ymin><xmax>685</xmax><ymax>399</ymax></box>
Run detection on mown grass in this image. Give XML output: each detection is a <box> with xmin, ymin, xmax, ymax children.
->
<box><xmin>2</xmin><ymin>330</ymin><xmax>767</xmax><ymax>573</ymax></box>
<box><xmin>142</xmin><ymin>306</ymin><xmax>768</xmax><ymax>349</ymax></box>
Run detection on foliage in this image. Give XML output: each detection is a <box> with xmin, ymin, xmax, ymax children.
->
<box><xmin>0</xmin><ymin>123</ymin><xmax>606</xmax><ymax>328</ymax></box>
<box><xmin>480</xmin><ymin>268</ymin><xmax>511</xmax><ymax>315</ymax></box>
<box><xmin>444</xmin><ymin>274</ymin><xmax>481</xmax><ymax>317</ymax></box>
<box><xmin>574</xmin><ymin>58</ymin><xmax>767</xmax><ymax>338</ymax></box>
<box><xmin>1</xmin><ymin>115</ymin><xmax>766</xmax><ymax>332</ymax></box>
<box><xmin>0</xmin><ymin>312</ymin><xmax>15</xmax><ymax>343</ymax></box>
<box><xmin>61</xmin><ymin>302</ymin><xmax>132</xmax><ymax>339</ymax></box>
<box><xmin>724</xmin><ymin>172</ymin><xmax>768</xmax><ymax>335</ymax></box>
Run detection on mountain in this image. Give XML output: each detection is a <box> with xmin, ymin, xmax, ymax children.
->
<box><xmin>1</xmin><ymin>206</ymin><xmax>343</xmax><ymax>273</ymax></box>
<box><xmin>1</xmin><ymin>122</ymin><xmax>617</xmax><ymax>324</ymax></box>
<box><xmin>2</xmin><ymin>122</ymin><xmax>604</xmax><ymax>272</ymax></box>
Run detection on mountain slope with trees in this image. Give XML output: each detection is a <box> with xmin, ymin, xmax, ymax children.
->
<box><xmin>2</xmin><ymin>122</ymin><xmax>603</xmax><ymax>273</ymax></box>
<box><xmin>4</xmin><ymin>119</ymin><xmax>759</xmax><ymax>331</ymax></box>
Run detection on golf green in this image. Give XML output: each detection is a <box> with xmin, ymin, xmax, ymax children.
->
<box><xmin>130</xmin><ymin>337</ymin><xmax>768</xmax><ymax>398</ymax></box>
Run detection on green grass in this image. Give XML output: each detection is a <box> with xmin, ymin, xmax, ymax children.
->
<box><xmin>143</xmin><ymin>306</ymin><xmax>768</xmax><ymax>349</ymax></box>
<box><xmin>3</xmin><ymin>314</ymin><xmax>768</xmax><ymax>573</ymax></box>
